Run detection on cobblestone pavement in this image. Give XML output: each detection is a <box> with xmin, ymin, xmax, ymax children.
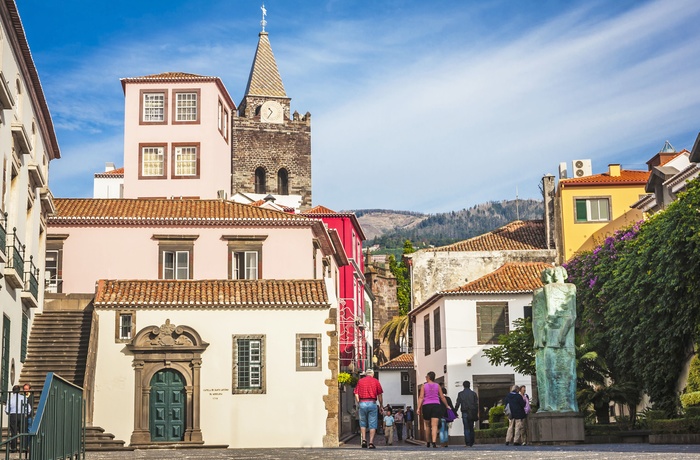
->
<box><xmin>83</xmin><ymin>436</ymin><xmax>700</xmax><ymax>460</ymax></box>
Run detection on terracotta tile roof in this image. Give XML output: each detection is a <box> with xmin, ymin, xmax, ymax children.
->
<box><xmin>94</xmin><ymin>167</ymin><xmax>124</xmax><ymax>178</ymax></box>
<box><xmin>244</xmin><ymin>32</ymin><xmax>287</xmax><ymax>98</ymax></box>
<box><xmin>559</xmin><ymin>169</ymin><xmax>650</xmax><ymax>187</ymax></box>
<box><xmin>49</xmin><ymin>198</ymin><xmax>312</xmax><ymax>225</ymax></box>
<box><xmin>431</xmin><ymin>220</ymin><xmax>547</xmax><ymax>252</ymax></box>
<box><xmin>304</xmin><ymin>205</ymin><xmax>337</xmax><ymax>214</ymax></box>
<box><xmin>94</xmin><ymin>279</ymin><xmax>329</xmax><ymax>309</ymax></box>
<box><xmin>379</xmin><ymin>353</ymin><xmax>414</xmax><ymax>370</ymax></box>
<box><xmin>442</xmin><ymin>262</ymin><xmax>552</xmax><ymax>295</ymax></box>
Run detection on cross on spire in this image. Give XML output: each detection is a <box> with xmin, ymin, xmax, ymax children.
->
<box><xmin>261</xmin><ymin>4</ymin><xmax>267</xmax><ymax>32</ymax></box>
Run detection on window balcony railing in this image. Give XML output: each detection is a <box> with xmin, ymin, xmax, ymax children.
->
<box><xmin>0</xmin><ymin>212</ymin><xmax>6</xmax><ymax>262</ymax></box>
<box><xmin>4</xmin><ymin>229</ymin><xmax>25</xmax><ymax>289</ymax></box>
<box><xmin>21</xmin><ymin>256</ymin><xmax>39</xmax><ymax>307</ymax></box>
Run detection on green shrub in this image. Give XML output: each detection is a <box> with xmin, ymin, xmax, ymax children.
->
<box><xmin>585</xmin><ymin>424</ymin><xmax>623</xmax><ymax>436</ymax></box>
<box><xmin>648</xmin><ymin>417</ymin><xmax>700</xmax><ymax>434</ymax></box>
<box><xmin>687</xmin><ymin>355</ymin><xmax>700</xmax><ymax>392</ymax></box>
<box><xmin>681</xmin><ymin>391</ymin><xmax>700</xmax><ymax>408</ymax></box>
<box><xmin>475</xmin><ymin>427</ymin><xmax>508</xmax><ymax>439</ymax></box>
<box><xmin>686</xmin><ymin>407</ymin><xmax>700</xmax><ymax>418</ymax></box>
<box><xmin>489</xmin><ymin>405</ymin><xmax>505</xmax><ymax>425</ymax></box>
<box><xmin>490</xmin><ymin>422</ymin><xmax>507</xmax><ymax>429</ymax></box>
<box><xmin>337</xmin><ymin>372</ymin><xmax>358</xmax><ymax>387</ymax></box>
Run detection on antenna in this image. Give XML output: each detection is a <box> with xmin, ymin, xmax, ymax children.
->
<box><xmin>260</xmin><ymin>4</ymin><xmax>267</xmax><ymax>32</ymax></box>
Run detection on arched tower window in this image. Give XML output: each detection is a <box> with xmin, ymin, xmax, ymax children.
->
<box><xmin>255</xmin><ymin>167</ymin><xmax>266</xmax><ymax>194</ymax></box>
<box><xmin>277</xmin><ymin>168</ymin><xmax>289</xmax><ymax>195</ymax></box>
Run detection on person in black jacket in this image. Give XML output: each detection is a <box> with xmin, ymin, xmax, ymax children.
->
<box><xmin>504</xmin><ymin>385</ymin><xmax>527</xmax><ymax>446</ymax></box>
<box><xmin>454</xmin><ymin>380</ymin><xmax>479</xmax><ymax>447</ymax></box>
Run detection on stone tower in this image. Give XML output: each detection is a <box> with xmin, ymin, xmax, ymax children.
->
<box><xmin>233</xmin><ymin>31</ymin><xmax>312</xmax><ymax>209</ymax></box>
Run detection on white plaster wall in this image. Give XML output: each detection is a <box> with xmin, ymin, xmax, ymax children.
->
<box><xmin>123</xmin><ymin>81</ymin><xmax>232</xmax><ymax>200</ymax></box>
<box><xmin>377</xmin><ymin>370</ymin><xmax>413</xmax><ymax>408</ymax></box>
<box><xmin>409</xmin><ymin>250</ymin><xmax>556</xmax><ymax>307</ymax></box>
<box><xmin>93</xmin><ymin>177</ymin><xmax>123</xmax><ymax>198</ymax></box>
<box><xmin>51</xmin><ymin>225</ymin><xmax>317</xmax><ymax>293</ymax></box>
<box><xmin>414</xmin><ymin>295</ymin><xmax>532</xmax><ymax>436</ymax></box>
<box><xmin>93</xmin><ymin>307</ymin><xmax>334</xmax><ymax>448</ymax></box>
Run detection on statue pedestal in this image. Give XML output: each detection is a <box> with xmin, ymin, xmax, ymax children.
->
<box><xmin>528</xmin><ymin>412</ymin><xmax>584</xmax><ymax>445</ymax></box>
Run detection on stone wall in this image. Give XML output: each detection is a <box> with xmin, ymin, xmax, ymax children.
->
<box><xmin>365</xmin><ymin>260</ymin><xmax>400</xmax><ymax>364</ymax></box>
<box><xmin>409</xmin><ymin>249</ymin><xmax>557</xmax><ymax>308</ymax></box>
<box><xmin>232</xmin><ymin>111</ymin><xmax>312</xmax><ymax>209</ymax></box>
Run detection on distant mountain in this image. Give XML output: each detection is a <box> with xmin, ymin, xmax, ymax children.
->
<box><xmin>353</xmin><ymin>199</ymin><xmax>544</xmax><ymax>253</ymax></box>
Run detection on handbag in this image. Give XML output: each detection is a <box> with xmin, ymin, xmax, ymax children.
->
<box><xmin>504</xmin><ymin>403</ymin><xmax>511</xmax><ymax>417</ymax></box>
<box><xmin>446</xmin><ymin>408</ymin><xmax>457</xmax><ymax>422</ymax></box>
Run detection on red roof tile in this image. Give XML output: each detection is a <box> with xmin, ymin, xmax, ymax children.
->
<box><xmin>559</xmin><ymin>169</ymin><xmax>650</xmax><ymax>186</ymax></box>
<box><xmin>304</xmin><ymin>205</ymin><xmax>337</xmax><ymax>214</ymax></box>
<box><xmin>301</xmin><ymin>206</ymin><xmax>367</xmax><ymax>241</ymax></box>
<box><xmin>50</xmin><ymin>198</ymin><xmax>312</xmax><ymax>225</ymax></box>
<box><xmin>94</xmin><ymin>167</ymin><xmax>124</xmax><ymax>178</ymax></box>
<box><xmin>94</xmin><ymin>279</ymin><xmax>330</xmax><ymax>308</ymax></box>
<box><xmin>379</xmin><ymin>353</ymin><xmax>414</xmax><ymax>370</ymax></box>
<box><xmin>120</xmin><ymin>73</ymin><xmax>235</xmax><ymax>109</ymax></box>
<box><xmin>432</xmin><ymin>220</ymin><xmax>547</xmax><ymax>252</ymax></box>
<box><xmin>443</xmin><ymin>262</ymin><xmax>552</xmax><ymax>295</ymax></box>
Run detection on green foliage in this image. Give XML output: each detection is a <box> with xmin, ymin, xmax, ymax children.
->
<box><xmin>482</xmin><ymin>318</ymin><xmax>536</xmax><ymax>376</ymax></box>
<box><xmin>378</xmin><ymin>315</ymin><xmax>409</xmax><ymax>347</ymax></box>
<box><xmin>387</xmin><ymin>240</ymin><xmax>414</xmax><ymax>316</ymax></box>
<box><xmin>338</xmin><ymin>372</ymin><xmax>358</xmax><ymax>387</ymax></box>
<box><xmin>647</xmin><ymin>417</ymin><xmax>700</xmax><ymax>434</ymax></box>
<box><xmin>565</xmin><ymin>179</ymin><xmax>700</xmax><ymax>416</ymax></box>
<box><xmin>681</xmin><ymin>391</ymin><xmax>700</xmax><ymax>408</ymax></box>
<box><xmin>685</xmin><ymin>407</ymin><xmax>700</xmax><ymax>418</ymax></box>
<box><xmin>488</xmin><ymin>405</ymin><xmax>505</xmax><ymax>425</ymax></box>
<box><xmin>474</xmin><ymin>427</ymin><xmax>508</xmax><ymax>439</ymax></box>
<box><xmin>687</xmin><ymin>355</ymin><xmax>700</xmax><ymax>392</ymax></box>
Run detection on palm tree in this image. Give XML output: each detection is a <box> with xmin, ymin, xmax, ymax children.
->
<box><xmin>378</xmin><ymin>315</ymin><xmax>410</xmax><ymax>351</ymax></box>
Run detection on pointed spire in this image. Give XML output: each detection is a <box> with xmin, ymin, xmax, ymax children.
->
<box><xmin>660</xmin><ymin>140</ymin><xmax>676</xmax><ymax>153</ymax></box>
<box><xmin>243</xmin><ymin>32</ymin><xmax>287</xmax><ymax>98</ymax></box>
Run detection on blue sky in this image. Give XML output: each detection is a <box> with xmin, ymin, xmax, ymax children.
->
<box><xmin>16</xmin><ymin>0</ymin><xmax>700</xmax><ymax>213</ymax></box>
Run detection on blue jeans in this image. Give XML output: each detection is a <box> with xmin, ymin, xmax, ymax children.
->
<box><xmin>462</xmin><ymin>414</ymin><xmax>475</xmax><ymax>446</ymax></box>
<box><xmin>358</xmin><ymin>402</ymin><xmax>379</xmax><ymax>429</ymax></box>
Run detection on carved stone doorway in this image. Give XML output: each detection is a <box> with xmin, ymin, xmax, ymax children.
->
<box><xmin>128</xmin><ymin>319</ymin><xmax>209</xmax><ymax>446</ymax></box>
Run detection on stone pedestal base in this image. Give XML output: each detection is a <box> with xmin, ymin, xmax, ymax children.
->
<box><xmin>528</xmin><ymin>412</ymin><xmax>584</xmax><ymax>445</ymax></box>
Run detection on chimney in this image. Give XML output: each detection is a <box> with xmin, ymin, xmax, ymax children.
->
<box><xmin>105</xmin><ymin>162</ymin><xmax>115</xmax><ymax>172</ymax></box>
<box><xmin>608</xmin><ymin>164</ymin><xmax>621</xmax><ymax>177</ymax></box>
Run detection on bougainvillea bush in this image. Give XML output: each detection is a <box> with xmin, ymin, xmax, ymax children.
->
<box><xmin>565</xmin><ymin>179</ymin><xmax>700</xmax><ymax>416</ymax></box>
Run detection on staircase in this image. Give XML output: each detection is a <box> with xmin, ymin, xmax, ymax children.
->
<box><xmin>20</xmin><ymin>309</ymin><xmax>131</xmax><ymax>451</ymax></box>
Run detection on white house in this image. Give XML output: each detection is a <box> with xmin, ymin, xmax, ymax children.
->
<box><xmin>410</xmin><ymin>262</ymin><xmax>551</xmax><ymax>439</ymax></box>
<box><xmin>377</xmin><ymin>353</ymin><xmax>414</xmax><ymax>410</ymax></box>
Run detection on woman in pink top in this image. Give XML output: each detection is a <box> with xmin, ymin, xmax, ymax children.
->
<box><xmin>416</xmin><ymin>371</ymin><xmax>449</xmax><ymax>448</ymax></box>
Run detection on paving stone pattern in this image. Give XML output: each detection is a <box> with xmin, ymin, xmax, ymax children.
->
<box><xmin>84</xmin><ymin>436</ymin><xmax>700</xmax><ymax>460</ymax></box>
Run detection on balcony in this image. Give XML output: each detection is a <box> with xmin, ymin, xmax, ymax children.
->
<box><xmin>4</xmin><ymin>229</ymin><xmax>25</xmax><ymax>289</ymax></box>
<box><xmin>21</xmin><ymin>256</ymin><xmax>39</xmax><ymax>308</ymax></box>
<box><xmin>39</xmin><ymin>187</ymin><xmax>56</xmax><ymax>215</ymax></box>
<box><xmin>11</xmin><ymin>122</ymin><xmax>32</xmax><ymax>155</ymax></box>
<box><xmin>27</xmin><ymin>161</ymin><xmax>47</xmax><ymax>189</ymax></box>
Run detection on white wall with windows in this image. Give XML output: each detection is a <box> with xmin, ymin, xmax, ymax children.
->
<box><xmin>92</xmin><ymin>304</ymin><xmax>334</xmax><ymax>448</ymax></box>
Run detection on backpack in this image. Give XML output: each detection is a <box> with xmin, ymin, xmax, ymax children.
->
<box><xmin>504</xmin><ymin>403</ymin><xmax>511</xmax><ymax>418</ymax></box>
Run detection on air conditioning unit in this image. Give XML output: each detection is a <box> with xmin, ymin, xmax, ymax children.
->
<box><xmin>572</xmin><ymin>159</ymin><xmax>592</xmax><ymax>178</ymax></box>
<box><xmin>559</xmin><ymin>162</ymin><xmax>568</xmax><ymax>179</ymax></box>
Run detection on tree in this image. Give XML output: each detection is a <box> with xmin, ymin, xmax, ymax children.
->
<box><xmin>379</xmin><ymin>240</ymin><xmax>415</xmax><ymax>350</ymax></box>
<box><xmin>482</xmin><ymin>318</ymin><xmax>536</xmax><ymax>375</ymax></box>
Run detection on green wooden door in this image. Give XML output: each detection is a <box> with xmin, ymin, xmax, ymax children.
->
<box><xmin>149</xmin><ymin>369</ymin><xmax>185</xmax><ymax>442</ymax></box>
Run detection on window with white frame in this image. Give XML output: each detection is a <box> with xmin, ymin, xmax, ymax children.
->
<box><xmin>115</xmin><ymin>311</ymin><xmax>136</xmax><ymax>342</ymax></box>
<box><xmin>233</xmin><ymin>251</ymin><xmax>258</xmax><ymax>280</ymax></box>
<box><xmin>140</xmin><ymin>145</ymin><xmax>165</xmax><ymax>177</ymax></box>
<box><xmin>296</xmin><ymin>334</ymin><xmax>321</xmax><ymax>371</ymax></box>
<box><xmin>142</xmin><ymin>92</ymin><xmax>165</xmax><ymax>122</ymax></box>
<box><xmin>175</xmin><ymin>92</ymin><xmax>198</xmax><ymax>122</ymax></box>
<box><xmin>162</xmin><ymin>250</ymin><xmax>190</xmax><ymax>280</ymax></box>
<box><xmin>173</xmin><ymin>145</ymin><xmax>198</xmax><ymax>177</ymax></box>
<box><xmin>233</xmin><ymin>335</ymin><xmax>265</xmax><ymax>394</ymax></box>
<box><xmin>575</xmin><ymin>197</ymin><xmax>610</xmax><ymax>223</ymax></box>
<box><xmin>45</xmin><ymin>249</ymin><xmax>60</xmax><ymax>293</ymax></box>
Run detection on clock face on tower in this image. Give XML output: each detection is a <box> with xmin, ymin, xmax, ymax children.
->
<box><xmin>260</xmin><ymin>101</ymin><xmax>283</xmax><ymax>124</ymax></box>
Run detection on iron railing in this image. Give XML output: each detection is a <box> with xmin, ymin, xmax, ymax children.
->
<box><xmin>0</xmin><ymin>213</ymin><xmax>7</xmax><ymax>257</ymax></box>
<box><xmin>1</xmin><ymin>374</ymin><xmax>85</xmax><ymax>460</ymax></box>
<box><xmin>23</xmin><ymin>257</ymin><xmax>39</xmax><ymax>301</ymax></box>
<box><xmin>6</xmin><ymin>229</ymin><xmax>24</xmax><ymax>272</ymax></box>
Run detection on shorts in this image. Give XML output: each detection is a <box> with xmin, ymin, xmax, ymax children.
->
<box><xmin>358</xmin><ymin>402</ymin><xmax>379</xmax><ymax>429</ymax></box>
<box><xmin>422</xmin><ymin>403</ymin><xmax>445</xmax><ymax>420</ymax></box>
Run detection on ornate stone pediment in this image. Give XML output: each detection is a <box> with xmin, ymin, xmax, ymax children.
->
<box><xmin>129</xmin><ymin>319</ymin><xmax>206</xmax><ymax>350</ymax></box>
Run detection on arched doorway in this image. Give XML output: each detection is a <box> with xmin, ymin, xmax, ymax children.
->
<box><xmin>128</xmin><ymin>319</ymin><xmax>209</xmax><ymax>446</ymax></box>
<box><xmin>255</xmin><ymin>167</ymin><xmax>266</xmax><ymax>194</ymax></box>
<box><xmin>150</xmin><ymin>369</ymin><xmax>186</xmax><ymax>442</ymax></box>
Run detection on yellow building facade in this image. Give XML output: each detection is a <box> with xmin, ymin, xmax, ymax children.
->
<box><xmin>556</xmin><ymin>164</ymin><xmax>649</xmax><ymax>262</ymax></box>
